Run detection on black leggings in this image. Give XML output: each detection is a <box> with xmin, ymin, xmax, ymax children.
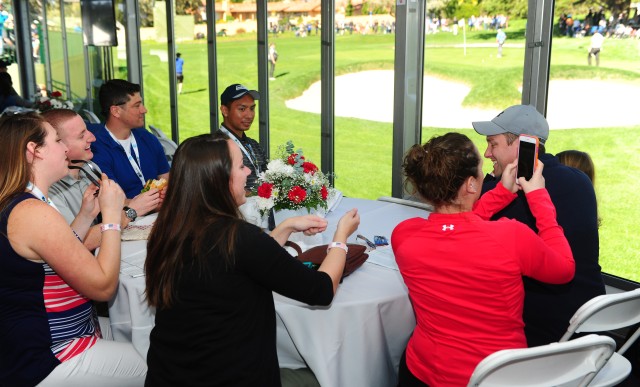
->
<box><xmin>398</xmin><ymin>350</ymin><xmax>429</xmax><ymax>387</ymax></box>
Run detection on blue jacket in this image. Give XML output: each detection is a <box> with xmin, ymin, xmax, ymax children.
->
<box><xmin>481</xmin><ymin>153</ymin><xmax>605</xmax><ymax>347</ymax></box>
<box><xmin>90</xmin><ymin>124</ymin><xmax>170</xmax><ymax>198</ymax></box>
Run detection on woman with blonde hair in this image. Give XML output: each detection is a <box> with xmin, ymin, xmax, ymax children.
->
<box><xmin>0</xmin><ymin>112</ymin><xmax>146</xmax><ymax>386</ymax></box>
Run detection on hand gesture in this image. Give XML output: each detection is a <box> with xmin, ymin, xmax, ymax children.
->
<box><xmin>518</xmin><ymin>160</ymin><xmax>545</xmax><ymax>193</ymax></box>
<box><xmin>78</xmin><ymin>183</ymin><xmax>101</xmax><ymax>219</ymax></box>
<box><xmin>334</xmin><ymin>208</ymin><xmax>360</xmax><ymax>240</ymax></box>
<box><xmin>129</xmin><ymin>189</ymin><xmax>161</xmax><ymax>216</ymax></box>
<box><xmin>97</xmin><ymin>173</ymin><xmax>126</xmax><ymax>219</ymax></box>
<box><xmin>288</xmin><ymin>215</ymin><xmax>328</xmax><ymax>236</ymax></box>
<box><xmin>500</xmin><ymin>160</ymin><xmax>520</xmax><ymax>193</ymax></box>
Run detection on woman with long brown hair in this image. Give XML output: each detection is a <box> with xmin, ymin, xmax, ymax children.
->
<box><xmin>0</xmin><ymin>112</ymin><xmax>147</xmax><ymax>386</ymax></box>
<box><xmin>145</xmin><ymin>132</ymin><xmax>360</xmax><ymax>386</ymax></box>
<box><xmin>392</xmin><ymin>132</ymin><xmax>575</xmax><ymax>386</ymax></box>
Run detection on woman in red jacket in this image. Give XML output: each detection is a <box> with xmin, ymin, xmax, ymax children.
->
<box><xmin>392</xmin><ymin>132</ymin><xmax>575</xmax><ymax>386</ymax></box>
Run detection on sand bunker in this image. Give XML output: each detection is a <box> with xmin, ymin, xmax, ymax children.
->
<box><xmin>285</xmin><ymin>70</ymin><xmax>640</xmax><ymax>129</ymax></box>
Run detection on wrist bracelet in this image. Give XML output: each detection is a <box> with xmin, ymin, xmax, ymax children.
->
<box><xmin>100</xmin><ymin>223</ymin><xmax>121</xmax><ymax>233</ymax></box>
<box><xmin>327</xmin><ymin>242</ymin><xmax>348</xmax><ymax>254</ymax></box>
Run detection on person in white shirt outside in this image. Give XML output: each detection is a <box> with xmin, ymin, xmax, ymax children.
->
<box><xmin>496</xmin><ymin>28</ymin><xmax>506</xmax><ymax>58</ymax></box>
<box><xmin>268</xmin><ymin>43</ymin><xmax>278</xmax><ymax>80</ymax></box>
<box><xmin>588</xmin><ymin>30</ymin><xmax>604</xmax><ymax>66</ymax></box>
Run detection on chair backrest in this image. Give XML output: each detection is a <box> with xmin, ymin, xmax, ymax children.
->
<box><xmin>467</xmin><ymin>334</ymin><xmax>617</xmax><ymax>387</ymax></box>
<box><xmin>82</xmin><ymin>109</ymin><xmax>101</xmax><ymax>124</ymax></box>
<box><xmin>377</xmin><ymin>196</ymin><xmax>434</xmax><ymax>211</ymax></box>
<box><xmin>149</xmin><ymin>125</ymin><xmax>178</xmax><ymax>162</ymax></box>
<box><xmin>560</xmin><ymin>289</ymin><xmax>640</xmax><ymax>354</ymax></box>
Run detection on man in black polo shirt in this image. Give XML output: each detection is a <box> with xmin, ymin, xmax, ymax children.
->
<box><xmin>218</xmin><ymin>84</ymin><xmax>268</xmax><ymax>191</ymax></box>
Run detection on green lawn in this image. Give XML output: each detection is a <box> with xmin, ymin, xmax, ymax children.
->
<box><xmin>112</xmin><ymin>25</ymin><xmax>640</xmax><ymax>282</ymax></box>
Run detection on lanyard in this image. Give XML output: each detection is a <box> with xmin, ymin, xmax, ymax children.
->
<box><xmin>106</xmin><ymin>126</ymin><xmax>146</xmax><ymax>186</ymax></box>
<box><xmin>219</xmin><ymin>126</ymin><xmax>261</xmax><ymax>174</ymax></box>
<box><xmin>27</xmin><ymin>182</ymin><xmax>60</xmax><ymax>212</ymax></box>
<box><xmin>28</xmin><ymin>182</ymin><xmax>82</xmax><ymax>241</ymax></box>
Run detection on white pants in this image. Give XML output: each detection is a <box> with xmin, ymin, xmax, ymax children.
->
<box><xmin>37</xmin><ymin>339</ymin><xmax>147</xmax><ymax>387</ymax></box>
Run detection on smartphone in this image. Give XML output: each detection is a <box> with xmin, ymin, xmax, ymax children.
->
<box><xmin>516</xmin><ymin>134</ymin><xmax>539</xmax><ymax>183</ymax></box>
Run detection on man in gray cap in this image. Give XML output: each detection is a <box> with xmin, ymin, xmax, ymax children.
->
<box><xmin>473</xmin><ymin>104</ymin><xmax>605</xmax><ymax>347</ymax></box>
<box><xmin>218</xmin><ymin>83</ymin><xmax>267</xmax><ymax>191</ymax></box>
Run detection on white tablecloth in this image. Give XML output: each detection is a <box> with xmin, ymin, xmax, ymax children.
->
<box><xmin>108</xmin><ymin>197</ymin><xmax>429</xmax><ymax>386</ymax></box>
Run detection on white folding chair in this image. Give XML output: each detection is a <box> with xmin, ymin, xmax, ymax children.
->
<box><xmin>467</xmin><ymin>334</ymin><xmax>617</xmax><ymax>387</ymax></box>
<box><xmin>82</xmin><ymin>109</ymin><xmax>101</xmax><ymax>124</ymax></box>
<box><xmin>559</xmin><ymin>289</ymin><xmax>640</xmax><ymax>386</ymax></box>
<box><xmin>149</xmin><ymin>125</ymin><xmax>178</xmax><ymax>162</ymax></box>
<box><xmin>377</xmin><ymin>196</ymin><xmax>433</xmax><ymax>211</ymax></box>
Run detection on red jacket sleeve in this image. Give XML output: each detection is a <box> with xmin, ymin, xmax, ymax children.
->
<box><xmin>473</xmin><ymin>182</ymin><xmax>517</xmax><ymax>220</ymax></box>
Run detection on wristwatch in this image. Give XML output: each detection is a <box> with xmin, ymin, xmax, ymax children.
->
<box><xmin>123</xmin><ymin>206</ymin><xmax>138</xmax><ymax>222</ymax></box>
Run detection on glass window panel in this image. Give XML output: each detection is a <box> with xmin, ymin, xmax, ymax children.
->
<box><xmin>45</xmin><ymin>0</ymin><xmax>66</xmax><ymax>95</ymax></box>
<box><xmin>423</xmin><ymin>10</ymin><xmax>525</xmax><ymax>170</ymax></box>
<box><xmin>267</xmin><ymin>5</ymin><xmax>319</xmax><ymax>171</ymax></box>
<box><xmin>213</xmin><ymin>9</ymin><xmax>259</xmax><ymax>143</ymax></box>
<box><xmin>549</xmin><ymin>4</ymin><xmax>640</xmax><ymax>281</ymax></box>
<box><xmin>63</xmin><ymin>0</ymin><xmax>86</xmax><ymax>105</ymax></box>
<box><xmin>139</xmin><ymin>1</ymin><xmax>170</xmax><ymax>135</ymax></box>
<box><xmin>175</xmin><ymin>2</ymin><xmax>210</xmax><ymax>139</ymax></box>
<box><xmin>334</xmin><ymin>21</ymin><xmax>395</xmax><ymax>199</ymax></box>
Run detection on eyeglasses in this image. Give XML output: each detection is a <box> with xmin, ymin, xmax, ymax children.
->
<box><xmin>356</xmin><ymin>234</ymin><xmax>376</xmax><ymax>251</ymax></box>
<box><xmin>68</xmin><ymin>160</ymin><xmax>101</xmax><ymax>194</ymax></box>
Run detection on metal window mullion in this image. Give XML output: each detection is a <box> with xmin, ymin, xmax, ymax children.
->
<box><xmin>58</xmin><ymin>0</ymin><xmax>71</xmax><ymax>98</ymax></box>
<box><xmin>320</xmin><ymin>0</ymin><xmax>335</xmax><ymax>184</ymax></box>
<box><xmin>206</xmin><ymin>0</ymin><xmax>219</xmax><ymax>132</ymax></box>
<box><xmin>392</xmin><ymin>0</ymin><xmax>426</xmax><ymax>198</ymax></box>
<box><xmin>257</xmin><ymin>0</ymin><xmax>269</xmax><ymax>157</ymax></box>
<box><xmin>41</xmin><ymin>0</ymin><xmax>53</xmax><ymax>93</ymax></box>
<box><xmin>522</xmin><ymin>0</ymin><xmax>554</xmax><ymax>116</ymax></box>
<box><xmin>124</xmin><ymin>0</ymin><xmax>143</xmax><ymax>88</ymax></box>
<box><xmin>165</xmin><ymin>0</ymin><xmax>178</xmax><ymax>143</ymax></box>
<box><xmin>12</xmin><ymin>0</ymin><xmax>36</xmax><ymax>98</ymax></box>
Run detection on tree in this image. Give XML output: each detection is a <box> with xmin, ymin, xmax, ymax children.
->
<box><xmin>346</xmin><ymin>0</ymin><xmax>354</xmax><ymax>17</ymax></box>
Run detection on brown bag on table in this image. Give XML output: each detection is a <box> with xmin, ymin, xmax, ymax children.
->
<box><xmin>285</xmin><ymin>241</ymin><xmax>369</xmax><ymax>279</ymax></box>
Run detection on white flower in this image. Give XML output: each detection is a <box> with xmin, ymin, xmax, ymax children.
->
<box><xmin>256</xmin><ymin>196</ymin><xmax>275</xmax><ymax>211</ymax></box>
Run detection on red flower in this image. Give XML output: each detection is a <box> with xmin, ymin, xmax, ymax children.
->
<box><xmin>287</xmin><ymin>153</ymin><xmax>304</xmax><ymax>165</ymax></box>
<box><xmin>302</xmin><ymin>162</ymin><xmax>318</xmax><ymax>174</ymax></box>
<box><xmin>51</xmin><ymin>91</ymin><xmax>62</xmax><ymax>98</ymax></box>
<box><xmin>288</xmin><ymin>186</ymin><xmax>307</xmax><ymax>204</ymax></box>
<box><xmin>321</xmin><ymin>185</ymin><xmax>328</xmax><ymax>200</ymax></box>
<box><xmin>41</xmin><ymin>100</ymin><xmax>51</xmax><ymax>107</ymax></box>
<box><xmin>257</xmin><ymin>182</ymin><xmax>273</xmax><ymax>198</ymax></box>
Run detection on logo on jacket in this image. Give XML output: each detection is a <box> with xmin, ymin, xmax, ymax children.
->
<box><xmin>442</xmin><ymin>224</ymin><xmax>454</xmax><ymax>231</ymax></box>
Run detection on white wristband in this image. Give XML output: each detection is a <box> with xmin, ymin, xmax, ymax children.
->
<box><xmin>100</xmin><ymin>223</ymin><xmax>121</xmax><ymax>232</ymax></box>
<box><xmin>327</xmin><ymin>242</ymin><xmax>348</xmax><ymax>254</ymax></box>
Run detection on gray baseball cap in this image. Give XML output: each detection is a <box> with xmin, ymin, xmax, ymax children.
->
<box><xmin>472</xmin><ymin>105</ymin><xmax>549</xmax><ymax>144</ymax></box>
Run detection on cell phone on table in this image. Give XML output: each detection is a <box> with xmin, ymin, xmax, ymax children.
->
<box><xmin>516</xmin><ymin>134</ymin><xmax>539</xmax><ymax>183</ymax></box>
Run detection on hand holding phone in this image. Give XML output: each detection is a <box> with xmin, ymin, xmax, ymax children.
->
<box><xmin>516</xmin><ymin>134</ymin><xmax>539</xmax><ymax>184</ymax></box>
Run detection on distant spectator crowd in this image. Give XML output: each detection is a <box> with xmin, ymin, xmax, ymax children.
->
<box><xmin>558</xmin><ymin>7</ymin><xmax>640</xmax><ymax>39</ymax></box>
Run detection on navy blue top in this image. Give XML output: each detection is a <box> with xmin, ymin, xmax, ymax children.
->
<box><xmin>0</xmin><ymin>194</ymin><xmax>60</xmax><ymax>386</ymax></box>
<box><xmin>481</xmin><ymin>153</ymin><xmax>605</xmax><ymax>347</ymax></box>
<box><xmin>90</xmin><ymin>124</ymin><xmax>170</xmax><ymax>198</ymax></box>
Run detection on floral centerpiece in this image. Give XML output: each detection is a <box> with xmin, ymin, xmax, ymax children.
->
<box><xmin>34</xmin><ymin>90</ymin><xmax>74</xmax><ymax>112</ymax></box>
<box><xmin>255</xmin><ymin>141</ymin><xmax>331</xmax><ymax>218</ymax></box>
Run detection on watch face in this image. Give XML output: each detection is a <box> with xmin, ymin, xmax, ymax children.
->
<box><xmin>125</xmin><ymin>207</ymin><xmax>137</xmax><ymax>221</ymax></box>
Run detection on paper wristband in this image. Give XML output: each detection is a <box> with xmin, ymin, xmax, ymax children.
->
<box><xmin>327</xmin><ymin>242</ymin><xmax>348</xmax><ymax>254</ymax></box>
<box><xmin>100</xmin><ymin>223</ymin><xmax>121</xmax><ymax>232</ymax></box>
